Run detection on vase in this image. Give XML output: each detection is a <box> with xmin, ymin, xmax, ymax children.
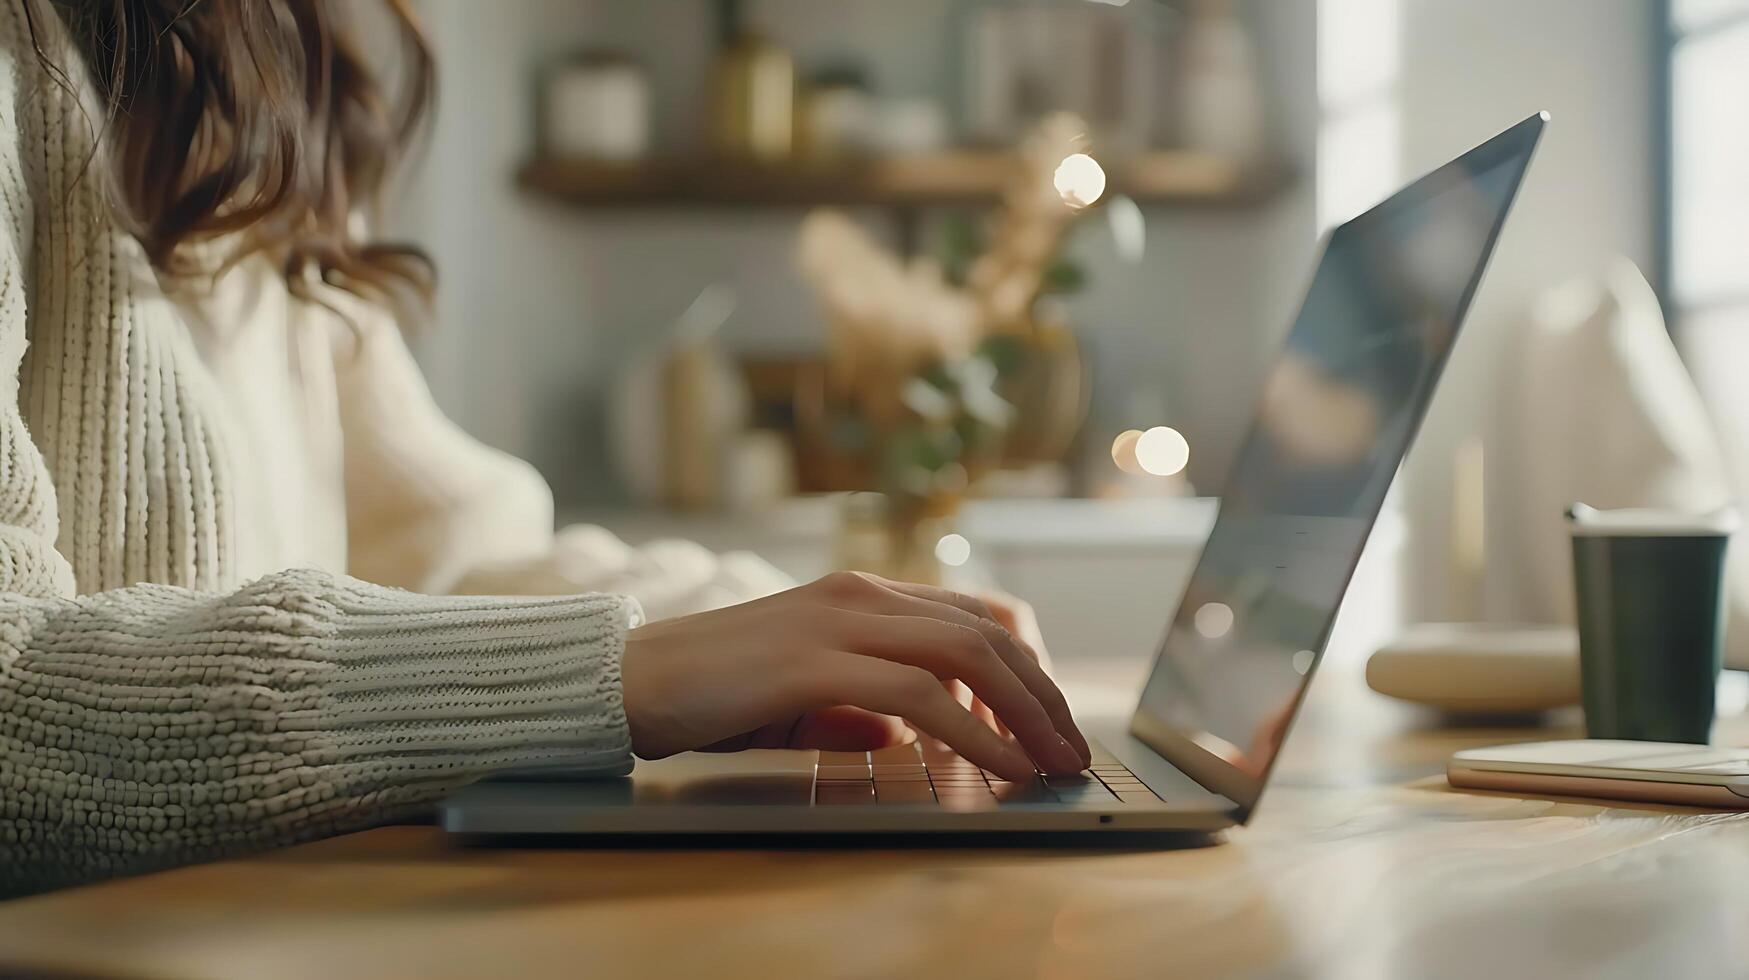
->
<box><xmin>834</xmin><ymin>493</ymin><xmax>957</xmax><ymax>586</ymax></box>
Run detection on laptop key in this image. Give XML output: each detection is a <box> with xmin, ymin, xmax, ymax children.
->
<box><xmin>818</xmin><ymin>751</ymin><xmax>870</xmax><ymax>766</ymax></box>
<box><xmin>869</xmin><ymin>744</ymin><xmax>925</xmax><ymax>765</ymax></box>
<box><xmin>919</xmin><ymin>740</ymin><xmax>962</xmax><ymax>762</ymax></box>
<box><xmin>816</xmin><ymin>784</ymin><xmax>876</xmax><ymax>805</ymax></box>
<box><xmin>875</xmin><ymin>782</ymin><xmax>936</xmax><ymax>804</ymax></box>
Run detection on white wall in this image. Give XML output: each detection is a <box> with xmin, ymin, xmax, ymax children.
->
<box><xmin>398</xmin><ymin>0</ymin><xmax>1319</xmax><ymax>506</ymax></box>
<box><xmin>1384</xmin><ymin>0</ymin><xmax>1660</xmax><ymax>623</ymax></box>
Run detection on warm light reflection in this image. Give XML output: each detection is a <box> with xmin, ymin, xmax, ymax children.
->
<box><xmin>1109</xmin><ymin>429</ymin><xmax>1146</xmax><ymax>475</ymax></box>
<box><xmin>1135</xmin><ymin>426</ymin><xmax>1190</xmax><ymax>476</ymax></box>
<box><xmin>1053</xmin><ymin>152</ymin><xmax>1106</xmax><ymax>209</ymax></box>
<box><xmin>935</xmin><ymin>533</ymin><xmax>972</xmax><ymax>567</ymax></box>
<box><xmin>1194</xmin><ymin>602</ymin><xmax>1235</xmax><ymax>639</ymax></box>
<box><xmin>1259</xmin><ymin>355</ymin><xmax>1379</xmax><ymax>464</ymax></box>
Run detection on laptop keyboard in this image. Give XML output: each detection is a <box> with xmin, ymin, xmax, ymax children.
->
<box><xmin>813</xmin><ymin>741</ymin><xmax>1162</xmax><ymax>810</ymax></box>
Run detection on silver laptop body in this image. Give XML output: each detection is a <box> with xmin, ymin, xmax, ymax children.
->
<box><xmin>440</xmin><ymin>113</ymin><xmax>1545</xmax><ymax>842</ymax></box>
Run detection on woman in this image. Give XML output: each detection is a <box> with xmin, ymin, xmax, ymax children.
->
<box><xmin>0</xmin><ymin>1</ymin><xmax>1088</xmax><ymax>895</ymax></box>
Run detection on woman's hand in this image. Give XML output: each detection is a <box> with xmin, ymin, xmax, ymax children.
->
<box><xmin>956</xmin><ymin>589</ymin><xmax>1052</xmax><ymax>735</ymax></box>
<box><xmin>620</xmin><ymin>571</ymin><xmax>1091</xmax><ymax>783</ymax></box>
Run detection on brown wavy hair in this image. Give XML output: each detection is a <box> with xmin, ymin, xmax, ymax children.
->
<box><xmin>29</xmin><ymin>0</ymin><xmax>436</xmax><ymax>311</ymax></box>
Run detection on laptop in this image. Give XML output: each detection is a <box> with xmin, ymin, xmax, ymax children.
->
<box><xmin>440</xmin><ymin>112</ymin><xmax>1546</xmax><ymax>841</ymax></box>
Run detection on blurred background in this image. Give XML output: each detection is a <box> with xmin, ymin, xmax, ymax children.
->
<box><xmin>387</xmin><ymin>0</ymin><xmax>1743</xmax><ymax>680</ymax></box>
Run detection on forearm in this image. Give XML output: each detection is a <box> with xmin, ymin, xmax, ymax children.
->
<box><xmin>0</xmin><ymin>568</ymin><xmax>639</xmax><ymax>896</ymax></box>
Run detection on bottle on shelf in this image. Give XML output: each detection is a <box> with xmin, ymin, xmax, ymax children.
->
<box><xmin>710</xmin><ymin>0</ymin><xmax>796</xmax><ymax>164</ymax></box>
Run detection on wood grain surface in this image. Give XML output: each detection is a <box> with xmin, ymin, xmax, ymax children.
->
<box><xmin>4</xmin><ymin>662</ymin><xmax>1747</xmax><ymax>980</ymax></box>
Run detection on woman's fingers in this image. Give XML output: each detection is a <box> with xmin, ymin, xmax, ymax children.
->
<box><xmin>801</xmin><ymin>652</ymin><xmax>1038</xmax><ymax>782</ymax></box>
<box><xmin>977</xmin><ymin>590</ymin><xmax>1055</xmax><ymax>675</ymax></box>
<box><xmin>786</xmin><ymin>706</ymin><xmax>914</xmax><ymax>751</ymax></box>
<box><xmin>832</xmin><ymin>611</ymin><xmax>1082</xmax><ymax>774</ymax></box>
<box><xmin>946</xmin><ymin>680</ymin><xmax>1001</xmax><ymax>733</ymax></box>
<box><xmin>853</xmin><ymin>577</ymin><xmax>1091</xmax><ymax>767</ymax></box>
<box><xmin>944</xmin><ymin>681</ymin><xmax>1001</xmax><ymax>735</ymax></box>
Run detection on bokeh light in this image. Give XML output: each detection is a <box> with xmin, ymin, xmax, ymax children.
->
<box><xmin>935</xmin><ymin>533</ymin><xmax>972</xmax><ymax>567</ymax></box>
<box><xmin>1194</xmin><ymin>601</ymin><xmax>1235</xmax><ymax>639</ymax></box>
<box><xmin>1110</xmin><ymin>428</ymin><xmax>1146</xmax><ymax>475</ymax></box>
<box><xmin>1135</xmin><ymin>426</ymin><xmax>1190</xmax><ymax>476</ymax></box>
<box><xmin>1053</xmin><ymin>152</ymin><xmax>1107</xmax><ymax>209</ymax></box>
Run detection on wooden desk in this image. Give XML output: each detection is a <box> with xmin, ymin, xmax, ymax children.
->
<box><xmin>4</xmin><ymin>664</ymin><xmax>1748</xmax><ymax>979</ymax></box>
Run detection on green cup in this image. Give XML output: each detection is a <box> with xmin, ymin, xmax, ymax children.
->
<box><xmin>1568</xmin><ymin>504</ymin><xmax>1735</xmax><ymax>744</ymax></box>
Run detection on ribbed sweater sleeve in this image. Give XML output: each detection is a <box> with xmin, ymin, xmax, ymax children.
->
<box><xmin>0</xmin><ymin>574</ymin><xmax>639</xmax><ymax>895</ymax></box>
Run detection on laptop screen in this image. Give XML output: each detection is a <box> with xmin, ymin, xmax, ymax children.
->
<box><xmin>1130</xmin><ymin>115</ymin><xmax>1544</xmax><ymax>815</ymax></box>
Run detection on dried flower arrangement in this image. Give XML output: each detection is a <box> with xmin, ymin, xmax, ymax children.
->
<box><xmin>796</xmin><ymin>113</ymin><xmax>1101</xmax><ymax>576</ymax></box>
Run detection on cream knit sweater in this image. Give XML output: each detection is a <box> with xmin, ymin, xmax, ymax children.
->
<box><xmin>0</xmin><ymin>3</ymin><xmax>785</xmax><ymax>895</ymax></box>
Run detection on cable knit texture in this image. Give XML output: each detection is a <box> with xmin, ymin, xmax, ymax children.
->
<box><xmin>0</xmin><ymin>1</ymin><xmax>780</xmax><ymax>895</ymax></box>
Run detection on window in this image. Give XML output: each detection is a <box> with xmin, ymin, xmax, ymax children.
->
<box><xmin>1668</xmin><ymin>0</ymin><xmax>1749</xmax><ymax>319</ymax></box>
<box><xmin>1668</xmin><ymin>0</ymin><xmax>1749</xmax><ymax>562</ymax></box>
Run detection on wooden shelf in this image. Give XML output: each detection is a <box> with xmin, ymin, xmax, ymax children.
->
<box><xmin>516</xmin><ymin>151</ymin><xmax>1286</xmax><ymax>210</ymax></box>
